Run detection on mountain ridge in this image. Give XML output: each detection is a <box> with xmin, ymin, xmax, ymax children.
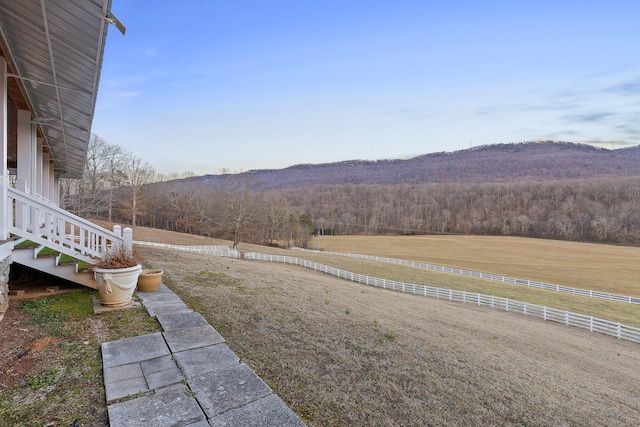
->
<box><xmin>194</xmin><ymin>141</ymin><xmax>640</xmax><ymax>190</ymax></box>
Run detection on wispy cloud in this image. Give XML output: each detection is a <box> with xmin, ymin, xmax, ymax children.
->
<box><xmin>476</xmin><ymin>96</ymin><xmax>582</xmax><ymax>117</ymax></box>
<box><xmin>562</xmin><ymin>112</ymin><xmax>614</xmax><ymax>123</ymax></box>
<box><xmin>605</xmin><ymin>77</ymin><xmax>640</xmax><ymax>95</ymax></box>
<box><xmin>379</xmin><ymin>106</ymin><xmax>435</xmax><ymax>120</ymax></box>
<box><xmin>582</xmin><ymin>140</ymin><xmax>635</xmax><ymax>149</ymax></box>
<box><xmin>584</xmin><ymin>63</ymin><xmax>637</xmax><ymax>79</ymax></box>
<box><xmin>520</xmin><ymin>101</ymin><xmax>581</xmax><ymax>112</ymax></box>
<box><xmin>540</xmin><ymin>129</ymin><xmax>581</xmax><ymax>139</ymax></box>
<box><xmin>616</xmin><ymin>123</ymin><xmax>640</xmax><ymax>134</ymax></box>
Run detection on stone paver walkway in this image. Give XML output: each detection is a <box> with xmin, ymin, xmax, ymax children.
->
<box><xmin>102</xmin><ymin>284</ymin><xmax>305</xmax><ymax>427</ymax></box>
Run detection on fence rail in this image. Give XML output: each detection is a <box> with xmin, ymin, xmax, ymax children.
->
<box><xmin>133</xmin><ymin>241</ymin><xmax>239</xmax><ymax>258</ymax></box>
<box><xmin>292</xmin><ymin>247</ymin><xmax>640</xmax><ymax>305</ymax></box>
<box><xmin>245</xmin><ymin>252</ymin><xmax>640</xmax><ymax>344</ymax></box>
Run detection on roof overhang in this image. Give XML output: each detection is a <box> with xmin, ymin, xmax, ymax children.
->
<box><xmin>0</xmin><ymin>0</ymin><xmax>113</xmax><ymax>178</ymax></box>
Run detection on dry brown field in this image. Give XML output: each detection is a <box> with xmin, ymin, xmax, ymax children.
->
<box><xmin>316</xmin><ymin>234</ymin><xmax>640</xmax><ymax>297</ymax></box>
<box><xmin>123</xmin><ymin>225</ymin><xmax>640</xmax><ymax>426</ymax></box>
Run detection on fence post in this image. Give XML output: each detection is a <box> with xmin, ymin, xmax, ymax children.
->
<box><xmin>617</xmin><ymin>323</ymin><xmax>621</xmax><ymax>339</ymax></box>
<box><xmin>111</xmin><ymin>225</ymin><xmax>122</xmax><ymax>254</ymax></box>
<box><xmin>123</xmin><ymin>227</ymin><xmax>133</xmax><ymax>258</ymax></box>
<box><xmin>505</xmin><ymin>299</ymin><xmax>509</xmax><ymax>312</ymax></box>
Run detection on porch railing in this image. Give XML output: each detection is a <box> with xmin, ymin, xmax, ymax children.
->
<box><xmin>8</xmin><ymin>187</ymin><xmax>126</xmax><ymax>264</ymax></box>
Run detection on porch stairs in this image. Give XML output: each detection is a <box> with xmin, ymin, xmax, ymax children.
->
<box><xmin>8</xmin><ymin>187</ymin><xmax>130</xmax><ymax>290</ymax></box>
<box><xmin>11</xmin><ymin>243</ymin><xmax>97</xmax><ymax>288</ymax></box>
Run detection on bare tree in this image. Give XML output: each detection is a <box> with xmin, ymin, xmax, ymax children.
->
<box><xmin>103</xmin><ymin>143</ymin><xmax>126</xmax><ymax>222</ymax></box>
<box><xmin>288</xmin><ymin>214</ymin><xmax>313</xmax><ymax>248</ymax></box>
<box><xmin>122</xmin><ymin>155</ymin><xmax>155</xmax><ymax>226</ymax></box>
<box><xmin>61</xmin><ymin>134</ymin><xmax>109</xmax><ymax>217</ymax></box>
<box><xmin>261</xmin><ymin>192</ymin><xmax>288</xmax><ymax>244</ymax></box>
<box><xmin>219</xmin><ymin>173</ymin><xmax>258</xmax><ymax>249</ymax></box>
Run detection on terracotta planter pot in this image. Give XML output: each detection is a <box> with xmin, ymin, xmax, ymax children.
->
<box><xmin>137</xmin><ymin>269</ymin><xmax>164</xmax><ymax>292</ymax></box>
<box><xmin>94</xmin><ymin>264</ymin><xmax>142</xmax><ymax>306</ymax></box>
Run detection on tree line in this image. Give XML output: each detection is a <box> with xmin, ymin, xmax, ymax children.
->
<box><xmin>61</xmin><ymin>135</ymin><xmax>315</xmax><ymax>248</ymax></box>
<box><xmin>276</xmin><ymin>178</ymin><xmax>640</xmax><ymax>244</ymax></box>
<box><xmin>64</xmin><ymin>135</ymin><xmax>640</xmax><ymax>247</ymax></box>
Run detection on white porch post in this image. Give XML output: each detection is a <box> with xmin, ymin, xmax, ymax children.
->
<box><xmin>16</xmin><ymin>110</ymin><xmax>32</xmax><ymax>229</ymax></box>
<box><xmin>16</xmin><ymin>109</ymin><xmax>32</xmax><ymax>194</ymax></box>
<box><xmin>42</xmin><ymin>150</ymin><xmax>50</xmax><ymax>201</ymax></box>
<box><xmin>0</xmin><ymin>57</ymin><xmax>8</xmax><ymax>240</ymax></box>
<box><xmin>48</xmin><ymin>162</ymin><xmax>55</xmax><ymax>204</ymax></box>
<box><xmin>0</xmin><ymin>55</ymin><xmax>9</xmax><ymax>323</ymax></box>
<box><xmin>38</xmin><ymin>147</ymin><xmax>50</xmax><ymax>229</ymax></box>
<box><xmin>35</xmin><ymin>138</ymin><xmax>43</xmax><ymax>197</ymax></box>
<box><xmin>30</xmin><ymin>124</ymin><xmax>36</xmax><ymax>196</ymax></box>
<box><xmin>53</xmin><ymin>171</ymin><xmax>60</xmax><ymax>207</ymax></box>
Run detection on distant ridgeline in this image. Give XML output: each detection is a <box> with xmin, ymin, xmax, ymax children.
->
<box><xmin>123</xmin><ymin>141</ymin><xmax>640</xmax><ymax>245</ymax></box>
<box><xmin>233</xmin><ymin>141</ymin><xmax>640</xmax><ymax>190</ymax></box>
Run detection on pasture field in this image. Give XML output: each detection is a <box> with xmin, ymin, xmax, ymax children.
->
<box><xmin>124</xmin><ymin>225</ymin><xmax>640</xmax><ymax>425</ymax></box>
<box><xmin>125</xmin><ymin>224</ymin><xmax>640</xmax><ymax>327</ymax></box>
<box><xmin>136</xmin><ymin>241</ymin><xmax>640</xmax><ymax>426</ymax></box>
<box><xmin>316</xmin><ymin>234</ymin><xmax>640</xmax><ymax>297</ymax></box>
<box><xmin>257</xmin><ymin>252</ymin><xmax>640</xmax><ymax>328</ymax></box>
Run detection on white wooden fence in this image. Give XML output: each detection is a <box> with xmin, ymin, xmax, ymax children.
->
<box><xmin>292</xmin><ymin>247</ymin><xmax>640</xmax><ymax>305</ymax></box>
<box><xmin>134</xmin><ymin>241</ymin><xmax>240</xmax><ymax>258</ymax></box>
<box><xmin>245</xmin><ymin>252</ymin><xmax>640</xmax><ymax>344</ymax></box>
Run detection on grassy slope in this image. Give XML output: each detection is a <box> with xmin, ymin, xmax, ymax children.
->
<box><xmin>126</xmin><ymin>224</ymin><xmax>640</xmax><ymax>326</ymax></box>
<box><xmin>139</xmin><ymin>245</ymin><xmax>640</xmax><ymax>427</ymax></box>
<box><xmin>271</xmin><ymin>253</ymin><xmax>640</xmax><ymax>328</ymax></box>
<box><xmin>100</xmin><ymin>224</ymin><xmax>640</xmax><ymax>425</ymax></box>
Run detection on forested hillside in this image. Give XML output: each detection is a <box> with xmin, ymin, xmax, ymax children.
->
<box><xmin>230</xmin><ymin>141</ymin><xmax>640</xmax><ymax>189</ymax></box>
<box><xmin>278</xmin><ymin>178</ymin><xmax>640</xmax><ymax>242</ymax></box>
<box><xmin>63</xmin><ymin>140</ymin><xmax>640</xmax><ymax>247</ymax></box>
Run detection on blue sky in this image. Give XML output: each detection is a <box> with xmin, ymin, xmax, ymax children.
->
<box><xmin>92</xmin><ymin>1</ymin><xmax>640</xmax><ymax>175</ymax></box>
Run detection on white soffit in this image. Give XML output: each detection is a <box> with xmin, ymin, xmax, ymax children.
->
<box><xmin>0</xmin><ymin>0</ymin><xmax>112</xmax><ymax>178</ymax></box>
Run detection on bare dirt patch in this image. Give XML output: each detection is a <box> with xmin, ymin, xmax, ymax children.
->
<box><xmin>140</xmin><ymin>245</ymin><xmax>640</xmax><ymax>426</ymax></box>
<box><xmin>26</xmin><ymin>337</ymin><xmax>60</xmax><ymax>351</ymax></box>
<box><xmin>0</xmin><ymin>289</ymin><xmax>162</xmax><ymax>426</ymax></box>
<box><xmin>0</xmin><ymin>301</ymin><xmax>48</xmax><ymax>392</ymax></box>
